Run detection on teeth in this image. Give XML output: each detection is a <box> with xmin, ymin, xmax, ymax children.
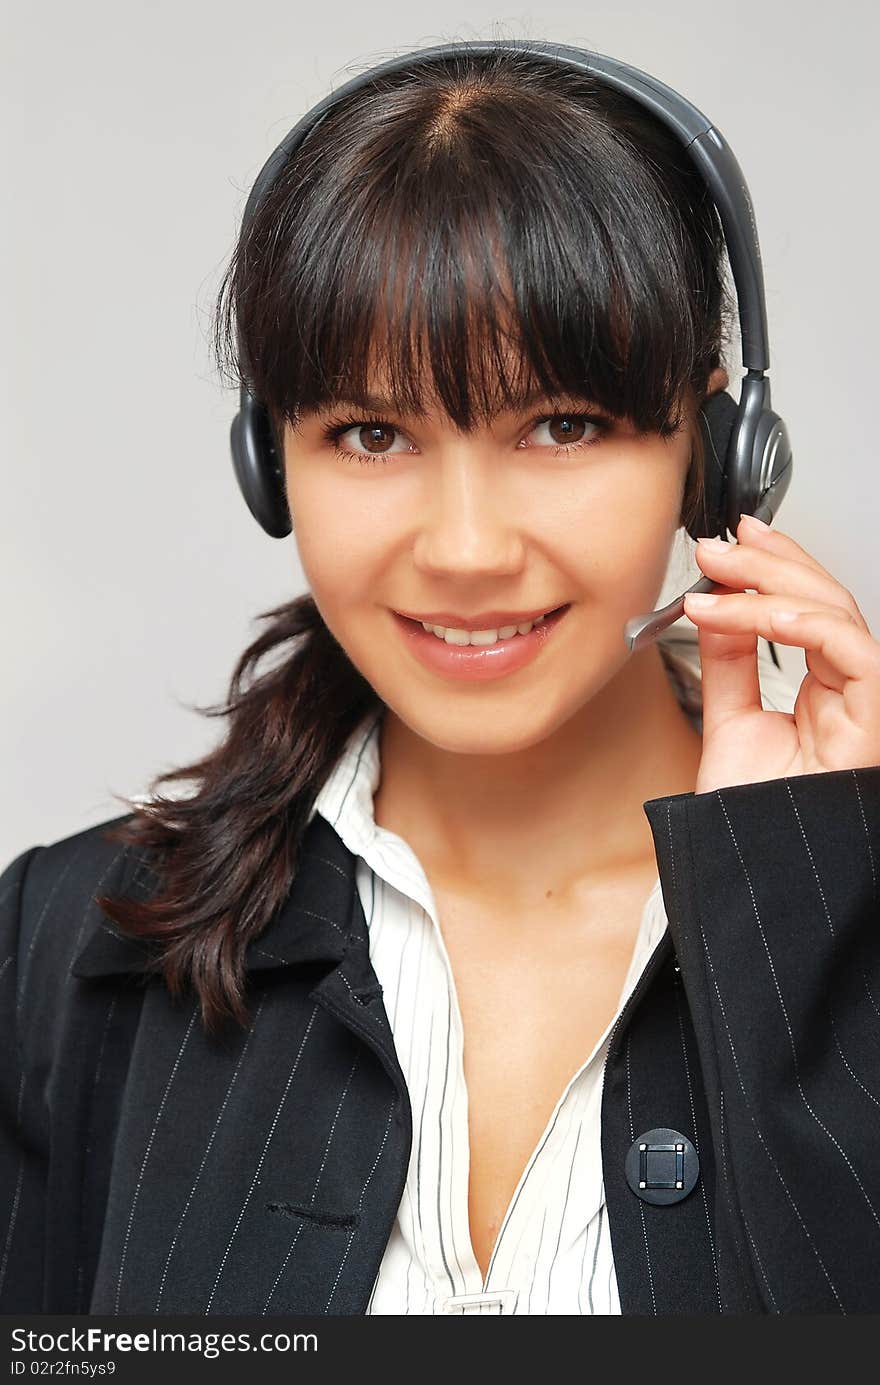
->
<box><xmin>421</xmin><ymin>612</ymin><xmax>553</xmax><ymax>645</ymax></box>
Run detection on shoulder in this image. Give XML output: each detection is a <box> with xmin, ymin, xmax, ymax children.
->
<box><xmin>1</xmin><ymin>811</ymin><xmax>139</xmax><ymax>930</ymax></box>
<box><xmin>0</xmin><ymin>812</ymin><xmax>142</xmax><ymax>1024</ymax></box>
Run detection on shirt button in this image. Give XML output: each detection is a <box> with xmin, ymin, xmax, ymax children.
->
<box><xmin>625</xmin><ymin>1127</ymin><xmax>700</xmax><ymax>1205</ymax></box>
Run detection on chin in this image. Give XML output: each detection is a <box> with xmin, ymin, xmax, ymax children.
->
<box><xmin>380</xmin><ymin>684</ymin><xmax>594</xmax><ymax>758</ymax></box>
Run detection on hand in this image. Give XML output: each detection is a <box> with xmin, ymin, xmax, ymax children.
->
<box><xmin>682</xmin><ymin>514</ymin><xmax>880</xmax><ymax>794</ymax></box>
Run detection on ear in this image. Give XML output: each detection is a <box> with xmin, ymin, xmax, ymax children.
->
<box><xmin>705</xmin><ymin>364</ymin><xmax>729</xmax><ymax>396</ymax></box>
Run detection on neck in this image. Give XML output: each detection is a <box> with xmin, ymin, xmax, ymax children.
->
<box><xmin>372</xmin><ymin>642</ymin><xmax>702</xmax><ymax>903</ymax></box>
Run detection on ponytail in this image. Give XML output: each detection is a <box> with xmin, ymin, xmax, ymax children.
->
<box><xmin>97</xmin><ymin>594</ymin><xmax>381</xmax><ymax>1038</ymax></box>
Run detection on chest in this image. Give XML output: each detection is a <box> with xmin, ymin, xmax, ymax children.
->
<box><xmin>430</xmin><ymin>862</ymin><xmax>661</xmax><ymax>1281</ymax></box>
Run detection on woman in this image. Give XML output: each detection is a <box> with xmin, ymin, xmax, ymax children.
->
<box><xmin>2</xmin><ymin>42</ymin><xmax>879</xmax><ymax>1317</ymax></box>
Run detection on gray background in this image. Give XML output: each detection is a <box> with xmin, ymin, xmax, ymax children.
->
<box><xmin>4</xmin><ymin>1</ymin><xmax>877</xmax><ymax>859</ymax></box>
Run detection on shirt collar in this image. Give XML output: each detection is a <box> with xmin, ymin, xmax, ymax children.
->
<box><xmin>308</xmin><ymin>708</ymin><xmax>385</xmax><ymax>861</ymax></box>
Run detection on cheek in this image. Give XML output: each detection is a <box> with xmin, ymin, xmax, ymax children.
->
<box><xmin>549</xmin><ymin>464</ymin><xmax>684</xmax><ymax>605</ymax></box>
<box><xmin>285</xmin><ymin>466</ymin><xmax>388</xmax><ymax>599</ymax></box>
<box><xmin>284</xmin><ymin>465</ymin><xmax>413</xmax><ymax>688</ymax></box>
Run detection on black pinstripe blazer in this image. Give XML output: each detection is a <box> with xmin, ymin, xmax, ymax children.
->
<box><xmin>2</xmin><ymin>763</ymin><xmax>880</xmax><ymax>1315</ymax></box>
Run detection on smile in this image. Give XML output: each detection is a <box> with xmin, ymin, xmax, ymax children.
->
<box><xmin>391</xmin><ymin>604</ymin><xmax>571</xmax><ymax>682</ymax></box>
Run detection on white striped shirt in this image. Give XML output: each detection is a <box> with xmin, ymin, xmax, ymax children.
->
<box><xmin>310</xmin><ymin>626</ymin><xmax>799</xmax><ymax>1314</ymax></box>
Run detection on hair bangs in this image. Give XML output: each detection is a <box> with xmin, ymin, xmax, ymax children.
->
<box><xmin>213</xmin><ymin>48</ymin><xmax>729</xmax><ymax>444</ymax></box>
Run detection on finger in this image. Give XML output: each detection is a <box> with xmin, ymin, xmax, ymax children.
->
<box><xmin>768</xmin><ymin>609</ymin><xmax>880</xmax><ymax>706</ymax></box>
<box><xmin>692</xmin><ymin>622</ymin><xmax>763</xmax><ymax>738</ymax></box>
<box><xmin>684</xmin><ymin>591</ymin><xmax>878</xmax><ymax>693</ymax></box>
<box><xmin>734</xmin><ymin>514</ymin><xmax>856</xmax><ymax>595</ymax></box>
<box><xmin>695</xmin><ymin>532</ymin><xmax>870</xmax><ymax>632</ymax></box>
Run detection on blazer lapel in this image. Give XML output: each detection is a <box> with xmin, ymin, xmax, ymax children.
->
<box><xmin>71</xmin><ymin>813</ymin><xmax>414</xmax><ymax>1315</ymax></box>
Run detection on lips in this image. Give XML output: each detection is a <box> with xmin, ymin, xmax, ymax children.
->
<box><xmin>391</xmin><ymin>602</ymin><xmax>571</xmax><ymax>682</ymax></box>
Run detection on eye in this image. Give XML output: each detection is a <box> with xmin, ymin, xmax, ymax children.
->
<box><xmin>319</xmin><ymin>407</ymin><xmax>612</xmax><ymax>466</ymax></box>
<box><xmin>522</xmin><ymin>412</ymin><xmax>610</xmax><ymax>455</ymax></box>
<box><xmin>320</xmin><ymin>414</ymin><xmax>413</xmax><ymax>467</ymax></box>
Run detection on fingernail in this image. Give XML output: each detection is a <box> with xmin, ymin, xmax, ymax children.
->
<box><xmin>740</xmin><ymin>513</ymin><xmax>769</xmax><ymax>530</ymax></box>
<box><xmin>697</xmin><ymin>536</ymin><xmax>731</xmax><ymax>553</ymax></box>
<box><xmin>686</xmin><ymin>593</ymin><xmax>719</xmax><ymax>608</ymax></box>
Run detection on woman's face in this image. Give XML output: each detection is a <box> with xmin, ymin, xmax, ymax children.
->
<box><xmin>282</xmin><ymin>369</ymin><xmax>719</xmax><ymax>756</ymax></box>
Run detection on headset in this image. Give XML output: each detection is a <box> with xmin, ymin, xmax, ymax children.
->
<box><xmin>229</xmin><ymin>38</ymin><xmax>793</xmax><ymax>659</ymax></box>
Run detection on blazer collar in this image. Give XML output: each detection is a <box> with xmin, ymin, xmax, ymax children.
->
<box><xmin>70</xmin><ymin>812</ymin><xmax>360</xmax><ymax>980</ymax></box>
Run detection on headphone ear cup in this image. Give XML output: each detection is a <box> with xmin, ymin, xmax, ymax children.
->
<box><xmin>230</xmin><ymin>393</ymin><xmax>291</xmax><ymax>538</ymax></box>
<box><xmin>687</xmin><ymin>389</ymin><xmax>739</xmax><ymax>541</ymax></box>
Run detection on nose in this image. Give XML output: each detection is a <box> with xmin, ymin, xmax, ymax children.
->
<box><xmin>411</xmin><ymin>447</ymin><xmax>526</xmax><ymax>577</ymax></box>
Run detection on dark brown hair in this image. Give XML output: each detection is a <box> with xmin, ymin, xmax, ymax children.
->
<box><xmin>97</xmin><ymin>42</ymin><xmax>734</xmax><ymax>1037</ymax></box>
